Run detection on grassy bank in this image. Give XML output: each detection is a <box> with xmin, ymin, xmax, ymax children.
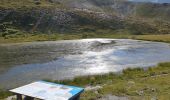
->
<box><xmin>1</xmin><ymin>62</ymin><xmax>170</xmax><ymax>99</ymax></box>
<box><xmin>0</xmin><ymin>32</ymin><xmax>170</xmax><ymax>44</ymax></box>
<box><xmin>47</xmin><ymin>62</ymin><xmax>170</xmax><ymax>100</ymax></box>
<box><xmin>0</xmin><ymin>33</ymin><xmax>82</xmax><ymax>44</ymax></box>
<box><xmin>131</xmin><ymin>34</ymin><xmax>170</xmax><ymax>43</ymax></box>
<box><xmin>0</xmin><ymin>32</ymin><xmax>131</xmax><ymax>44</ymax></box>
<box><xmin>0</xmin><ymin>0</ymin><xmax>62</xmax><ymax>9</ymax></box>
<box><xmin>0</xmin><ymin>90</ymin><xmax>12</xmax><ymax>99</ymax></box>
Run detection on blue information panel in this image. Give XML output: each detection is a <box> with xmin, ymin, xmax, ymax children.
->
<box><xmin>10</xmin><ymin>81</ymin><xmax>84</xmax><ymax>100</ymax></box>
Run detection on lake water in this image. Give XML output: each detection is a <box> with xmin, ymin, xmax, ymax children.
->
<box><xmin>1</xmin><ymin>39</ymin><xmax>170</xmax><ymax>89</ymax></box>
<box><xmin>128</xmin><ymin>0</ymin><xmax>170</xmax><ymax>3</ymax></box>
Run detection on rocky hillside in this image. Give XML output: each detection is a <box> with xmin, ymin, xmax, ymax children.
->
<box><xmin>0</xmin><ymin>0</ymin><xmax>170</xmax><ymax>37</ymax></box>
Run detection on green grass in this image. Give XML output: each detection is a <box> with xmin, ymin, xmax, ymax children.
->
<box><xmin>1</xmin><ymin>62</ymin><xmax>170</xmax><ymax>99</ymax></box>
<box><xmin>0</xmin><ymin>33</ymin><xmax>82</xmax><ymax>44</ymax></box>
<box><xmin>0</xmin><ymin>0</ymin><xmax>61</xmax><ymax>9</ymax></box>
<box><xmin>0</xmin><ymin>90</ymin><xmax>12</xmax><ymax>99</ymax></box>
<box><xmin>131</xmin><ymin>34</ymin><xmax>170</xmax><ymax>43</ymax></box>
<box><xmin>1</xmin><ymin>33</ymin><xmax>170</xmax><ymax>44</ymax></box>
<box><xmin>0</xmin><ymin>30</ymin><xmax>132</xmax><ymax>44</ymax></box>
<box><xmin>46</xmin><ymin>62</ymin><xmax>170</xmax><ymax>100</ymax></box>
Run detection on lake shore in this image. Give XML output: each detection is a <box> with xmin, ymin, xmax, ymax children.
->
<box><xmin>131</xmin><ymin>34</ymin><xmax>170</xmax><ymax>43</ymax></box>
<box><xmin>51</xmin><ymin>62</ymin><xmax>170</xmax><ymax>100</ymax></box>
<box><xmin>1</xmin><ymin>62</ymin><xmax>170</xmax><ymax>100</ymax></box>
<box><xmin>0</xmin><ymin>35</ymin><xmax>170</xmax><ymax>100</ymax></box>
<box><xmin>0</xmin><ymin>34</ymin><xmax>170</xmax><ymax>44</ymax></box>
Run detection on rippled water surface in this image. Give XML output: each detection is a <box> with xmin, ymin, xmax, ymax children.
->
<box><xmin>1</xmin><ymin>39</ymin><xmax>170</xmax><ymax>89</ymax></box>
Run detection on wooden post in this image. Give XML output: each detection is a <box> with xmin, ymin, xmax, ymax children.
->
<box><xmin>16</xmin><ymin>94</ymin><xmax>22</xmax><ymax>100</ymax></box>
<box><xmin>24</xmin><ymin>96</ymin><xmax>34</xmax><ymax>100</ymax></box>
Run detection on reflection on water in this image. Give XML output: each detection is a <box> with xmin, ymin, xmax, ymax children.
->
<box><xmin>1</xmin><ymin>39</ymin><xmax>170</xmax><ymax>89</ymax></box>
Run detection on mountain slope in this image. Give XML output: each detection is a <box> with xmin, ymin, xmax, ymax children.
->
<box><xmin>0</xmin><ymin>0</ymin><xmax>170</xmax><ymax>37</ymax></box>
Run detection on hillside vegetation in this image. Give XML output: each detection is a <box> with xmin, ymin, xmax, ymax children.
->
<box><xmin>0</xmin><ymin>0</ymin><xmax>170</xmax><ymax>43</ymax></box>
<box><xmin>0</xmin><ymin>0</ymin><xmax>61</xmax><ymax>8</ymax></box>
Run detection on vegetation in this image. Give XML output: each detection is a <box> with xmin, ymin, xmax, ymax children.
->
<box><xmin>47</xmin><ymin>62</ymin><xmax>170</xmax><ymax>100</ymax></box>
<box><xmin>0</xmin><ymin>0</ymin><xmax>61</xmax><ymax>9</ymax></box>
<box><xmin>136</xmin><ymin>3</ymin><xmax>170</xmax><ymax>21</ymax></box>
<box><xmin>0</xmin><ymin>33</ymin><xmax>82</xmax><ymax>43</ymax></box>
<box><xmin>0</xmin><ymin>90</ymin><xmax>12</xmax><ymax>99</ymax></box>
<box><xmin>1</xmin><ymin>61</ymin><xmax>170</xmax><ymax>100</ymax></box>
<box><xmin>1</xmin><ymin>32</ymin><xmax>170</xmax><ymax>44</ymax></box>
<box><xmin>131</xmin><ymin>34</ymin><xmax>170</xmax><ymax>43</ymax></box>
<box><xmin>1</xmin><ymin>62</ymin><xmax>170</xmax><ymax>99</ymax></box>
<box><xmin>0</xmin><ymin>0</ymin><xmax>170</xmax><ymax>41</ymax></box>
<box><xmin>0</xmin><ymin>27</ymin><xmax>134</xmax><ymax>44</ymax></box>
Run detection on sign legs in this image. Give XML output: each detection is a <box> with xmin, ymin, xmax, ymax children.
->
<box><xmin>16</xmin><ymin>94</ymin><xmax>34</xmax><ymax>100</ymax></box>
<box><xmin>24</xmin><ymin>96</ymin><xmax>34</xmax><ymax>100</ymax></box>
<box><xmin>16</xmin><ymin>94</ymin><xmax>22</xmax><ymax>100</ymax></box>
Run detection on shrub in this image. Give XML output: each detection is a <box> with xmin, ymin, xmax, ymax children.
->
<box><xmin>34</xmin><ymin>0</ymin><xmax>41</xmax><ymax>5</ymax></box>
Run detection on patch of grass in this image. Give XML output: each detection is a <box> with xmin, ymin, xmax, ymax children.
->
<box><xmin>47</xmin><ymin>62</ymin><xmax>170</xmax><ymax>100</ymax></box>
<box><xmin>0</xmin><ymin>90</ymin><xmax>12</xmax><ymax>99</ymax></box>
<box><xmin>47</xmin><ymin>73</ymin><xmax>117</xmax><ymax>87</ymax></box>
<box><xmin>1</xmin><ymin>31</ymin><xmax>170</xmax><ymax>45</ymax></box>
<box><xmin>1</xmin><ymin>32</ymin><xmax>170</xmax><ymax>44</ymax></box>
<box><xmin>0</xmin><ymin>0</ymin><xmax>61</xmax><ymax>9</ymax></box>
<box><xmin>0</xmin><ymin>33</ymin><xmax>83</xmax><ymax>44</ymax></box>
<box><xmin>131</xmin><ymin>34</ymin><xmax>170</xmax><ymax>43</ymax></box>
<box><xmin>0</xmin><ymin>29</ymin><xmax>131</xmax><ymax>44</ymax></box>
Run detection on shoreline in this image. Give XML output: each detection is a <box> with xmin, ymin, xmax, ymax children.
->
<box><xmin>1</xmin><ymin>62</ymin><xmax>170</xmax><ymax>100</ymax></box>
<box><xmin>0</xmin><ymin>34</ymin><xmax>170</xmax><ymax>44</ymax></box>
<box><xmin>0</xmin><ymin>34</ymin><xmax>170</xmax><ymax>99</ymax></box>
<box><xmin>49</xmin><ymin>62</ymin><xmax>170</xmax><ymax>100</ymax></box>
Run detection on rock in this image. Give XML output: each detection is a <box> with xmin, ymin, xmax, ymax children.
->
<box><xmin>99</xmin><ymin>95</ymin><xmax>129</xmax><ymax>100</ymax></box>
<box><xmin>34</xmin><ymin>0</ymin><xmax>41</xmax><ymax>5</ymax></box>
<box><xmin>85</xmin><ymin>85</ymin><xmax>102</xmax><ymax>91</ymax></box>
<box><xmin>151</xmin><ymin>88</ymin><xmax>156</xmax><ymax>92</ymax></box>
<box><xmin>127</xmin><ymin>81</ymin><xmax>135</xmax><ymax>86</ymax></box>
<box><xmin>137</xmin><ymin>90</ymin><xmax>144</xmax><ymax>96</ymax></box>
<box><xmin>5</xmin><ymin>96</ymin><xmax>16</xmax><ymax>100</ymax></box>
<box><xmin>151</xmin><ymin>96</ymin><xmax>158</xmax><ymax>100</ymax></box>
<box><xmin>94</xmin><ymin>90</ymin><xmax>99</xmax><ymax>94</ymax></box>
